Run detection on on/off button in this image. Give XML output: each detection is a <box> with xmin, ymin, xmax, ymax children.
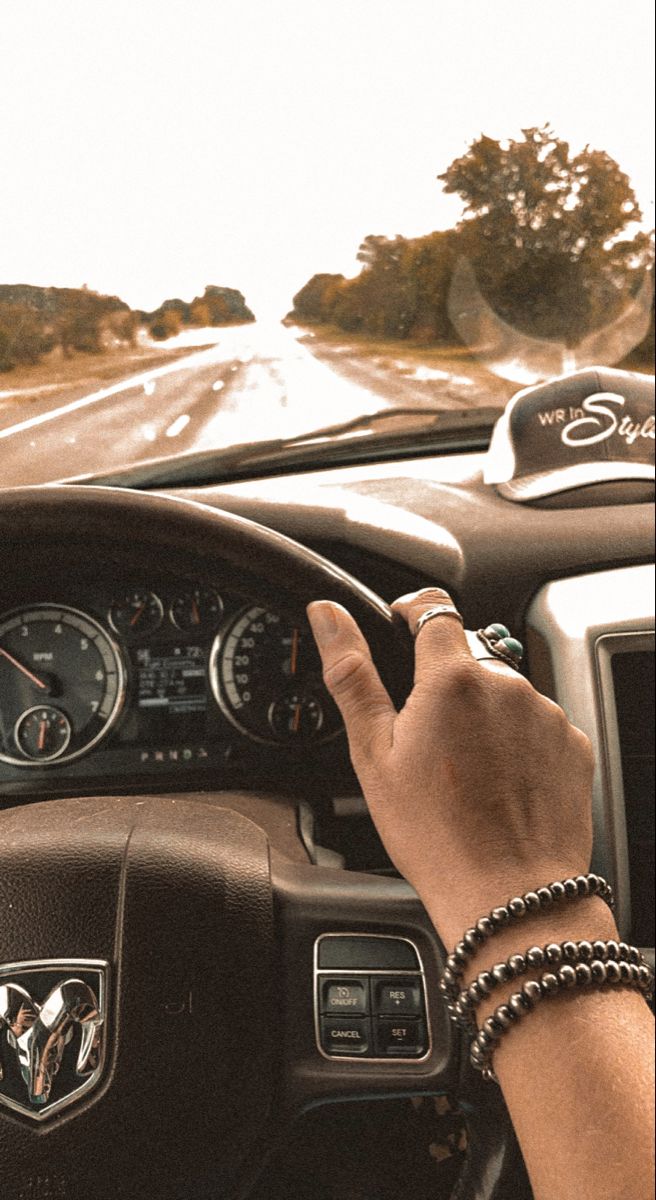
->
<box><xmin>321</xmin><ymin>979</ymin><xmax>368</xmax><ymax>1015</ymax></box>
<box><xmin>320</xmin><ymin>1017</ymin><xmax>371</xmax><ymax>1056</ymax></box>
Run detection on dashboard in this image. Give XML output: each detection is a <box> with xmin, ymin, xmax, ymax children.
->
<box><xmin>0</xmin><ymin>446</ymin><xmax>653</xmax><ymax>956</ymax></box>
<box><xmin>1</xmin><ymin>385</ymin><xmax>653</xmax><ymax>1200</ymax></box>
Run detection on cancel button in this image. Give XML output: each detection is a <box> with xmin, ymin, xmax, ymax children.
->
<box><xmin>321</xmin><ymin>1017</ymin><xmax>371</xmax><ymax>1056</ymax></box>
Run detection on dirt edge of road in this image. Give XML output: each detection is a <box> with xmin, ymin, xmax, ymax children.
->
<box><xmin>290</xmin><ymin>322</ymin><xmax>514</xmax><ymax>410</ymax></box>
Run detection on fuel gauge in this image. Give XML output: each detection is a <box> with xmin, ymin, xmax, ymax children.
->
<box><xmin>170</xmin><ymin>587</ymin><xmax>223</xmax><ymax>633</ymax></box>
<box><xmin>268</xmin><ymin>691</ymin><xmax>324</xmax><ymax>741</ymax></box>
<box><xmin>14</xmin><ymin>705</ymin><xmax>72</xmax><ymax>762</ymax></box>
<box><xmin>109</xmin><ymin>591</ymin><xmax>163</xmax><ymax>638</ymax></box>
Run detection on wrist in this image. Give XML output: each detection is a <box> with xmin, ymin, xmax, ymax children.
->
<box><xmin>457</xmin><ymin>896</ymin><xmax>619</xmax><ymax>994</ymax></box>
<box><xmin>420</xmin><ymin>862</ymin><xmax>601</xmax><ymax>952</ymax></box>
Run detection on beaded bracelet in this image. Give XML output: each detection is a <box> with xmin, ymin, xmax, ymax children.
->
<box><xmin>439</xmin><ymin>872</ymin><xmax>615</xmax><ymax>1015</ymax></box>
<box><xmin>453</xmin><ymin>939</ymin><xmax>647</xmax><ymax>1031</ymax></box>
<box><xmin>470</xmin><ymin>955</ymin><xmax>655</xmax><ymax>1082</ymax></box>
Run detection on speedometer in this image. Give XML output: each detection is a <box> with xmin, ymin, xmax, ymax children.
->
<box><xmin>0</xmin><ymin>605</ymin><xmax>125</xmax><ymax>767</ymax></box>
<box><xmin>210</xmin><ymin>605</ymin><xmax>342</xmax><ymax>745</ymax></box>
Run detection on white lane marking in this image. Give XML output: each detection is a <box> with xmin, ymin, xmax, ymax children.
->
<box><xmin>165</xmin><ymin>413</ymin><xmax>191</xmax><ymax>438</ymax></box>
<box><xmin>212</xmin><ymin>380</ymin><xmax>225</xmax><ymax>391</ymax></box>
<box><xmin>0</xmin><ymin>345</ymin><xmax>227</xmax><ymax>441</ymax></box>
<box><xmin>144</xmin><ymin>379</ymin><xmax>156</xmax><ymax>396</ymax></box>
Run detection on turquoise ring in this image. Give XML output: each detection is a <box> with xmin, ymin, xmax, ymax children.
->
<box><xmin>475</xmin><ymin>625</ymin><xmax>524</xmax><ymax>671</ymax></box>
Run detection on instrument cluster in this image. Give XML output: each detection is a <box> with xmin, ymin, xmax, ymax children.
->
<box><xmin>0</xmin><ymin>580</ymin><xmax>342</xmax><ymax>783</ymax></box>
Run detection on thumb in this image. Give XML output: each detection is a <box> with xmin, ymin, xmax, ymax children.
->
<box><xmin>307</xmin><ymin>601</ymin><xmax>395</xmax><ymax>762</ymax></box>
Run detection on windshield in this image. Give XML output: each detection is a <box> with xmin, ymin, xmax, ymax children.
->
<box><xmin>0</xmin><ymin>1</ymin><xmax>653</xmax><ymax>487</ymax></box>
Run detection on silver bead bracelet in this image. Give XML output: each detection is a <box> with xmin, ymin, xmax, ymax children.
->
<box><xmin>470</xmin><ymin>951</ymin><xmax>654</xmax><ymax>1082</ymax></box>
<box><xmin>454</xmin><ymin>938</ymin><xmax>652</xmax><ymax>1032</ymax></box>
<box><xmin>439</xmin><ymin>872</ymin><xmax>615</xmax><ymax>1019</ymax></box>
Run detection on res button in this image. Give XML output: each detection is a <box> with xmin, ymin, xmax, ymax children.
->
<box><xmin>374</xmin><ymin>979</ymin><xmax>423</xmax><ymax>1016</ymax></box>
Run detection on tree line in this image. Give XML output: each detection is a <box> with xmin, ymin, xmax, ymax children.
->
<box><xmin>290</xmin><ymin>127</ymin><xmax>654</xmax><ymax>365</ymax></box>
<box><xmin>0</xmin><ymin>283</ymin><xmax>255</xmax><ymax>373</ymax></box>
<box><xmin>143</xmin><ymin>285</ymin><xmax>255</xmax><ymax>341</ymax></box>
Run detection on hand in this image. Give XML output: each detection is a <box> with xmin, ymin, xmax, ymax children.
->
<box><xmin>307</xmin><ymin>588</ymin><xmax>596</xmax><ymax>948</ymax></box>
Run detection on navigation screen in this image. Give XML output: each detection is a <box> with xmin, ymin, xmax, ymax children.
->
<box><xmin>136</xmin><ymin>646</ymin><xmax>207</xmax><ymax>715</ymax></box>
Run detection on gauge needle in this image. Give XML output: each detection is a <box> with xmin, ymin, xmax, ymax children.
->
<box><xmin>292</xmin><ymin>703</ymin><xmax>302</xmax><ymax>733</ymax></box>
<box><xmin>38</xmin><ymin>719</ymin><xmax>47</xmax><ymax>752</ymax></box>
<box><xmin>130</xmin><ymin>603</ymin><xmax>146</xmax><ymax>628</ymax></box>
<box><xmin>191</xmin><ymin>598</ymin><xmax>200</xmax><ymax>625</ymax></box>
<box><xmin>290</xmin><ymin>627</ymin><xmax>300</xmax><ymax>676</ymax></box>
<box><xmin>0</xmin><ymin>646</ymin><xmax>48</xmax><ymax>690</ymax></box>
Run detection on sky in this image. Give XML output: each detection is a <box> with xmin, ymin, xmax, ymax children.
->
<box><xmin>1</xmin><ymin>0</ymin><xmax>654</xmax><ymax>319</ymax></box>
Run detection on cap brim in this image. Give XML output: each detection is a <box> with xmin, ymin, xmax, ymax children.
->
<box><xmin>496</xmin><ymin>460</ymin><xmax>655</xmax><ymax>502</ymax></box>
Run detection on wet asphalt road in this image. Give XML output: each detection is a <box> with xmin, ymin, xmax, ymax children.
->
<box><xmin>0</xmin><ymin>322</ymin><xmax>508</xmax><ymax>487</ymax></box>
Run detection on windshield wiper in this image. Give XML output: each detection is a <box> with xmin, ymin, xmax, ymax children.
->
<box><xmin>73</xmin><ymin>403</ymin><xmax>502</xmax><ymax>489</ymax></box>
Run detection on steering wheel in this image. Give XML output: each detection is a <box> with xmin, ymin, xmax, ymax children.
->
<box><xmin>0</xmin><ymin>486</ymin><xmax>531</xmax><ymax>1200</ymax></box>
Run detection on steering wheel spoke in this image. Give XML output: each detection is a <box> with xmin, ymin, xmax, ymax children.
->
<box><xmin>271</xmin><ymin>857</ymin><xmax>457</xmax><ymax>1111</ymax></box>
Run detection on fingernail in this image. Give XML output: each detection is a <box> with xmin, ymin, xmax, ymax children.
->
<box><xmin>307</xmin><ymin>601</ymin><xmax>340</xmax><ymax>647</ymax></box>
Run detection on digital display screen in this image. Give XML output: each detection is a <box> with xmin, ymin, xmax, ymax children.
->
<box><xmin>136</xmin><ymin>645</ymin><xmax>207</xmax><ymax>715</ymax></box>
<box><xmin>612</xmin><ymin>650</ymin><xmax>654</xmax><ymax>947</ymax></box>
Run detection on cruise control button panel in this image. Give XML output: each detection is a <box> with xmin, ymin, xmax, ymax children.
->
<box><xmin>315</xmin><ymin>935</ymin><xmax>430</xmax><ymax>1061</ymax></box>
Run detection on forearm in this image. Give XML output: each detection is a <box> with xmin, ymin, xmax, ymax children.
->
<box><xmin>427</xmin><ymin>895</ymin><xmax>655</xmax><ymax>1200</ymax></box>
<box><xmin>497</xmin><ymin>987</ymin><xmax>654</xmax><ymax>1200</ymax></box>
<box><xmin>307</xmin><ymin>592</ymin><xmax>655</xmax><ymax>1196</ymax></box>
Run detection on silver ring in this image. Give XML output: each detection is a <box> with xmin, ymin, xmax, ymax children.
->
<box><xmin>414</xmin><ymin>604</ymin><xmax>465</xmax><ymax>637</ymax></box>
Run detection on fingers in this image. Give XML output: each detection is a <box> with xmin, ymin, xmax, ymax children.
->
<box><xmin>391</xmin><ymin>587</ymin><xmax>472</xmax><ymax>688</ymax></box>
<box><xmin>307</xmin><ymin>601</ymin><xmax>395</xmax><ymax>760</ymax></box>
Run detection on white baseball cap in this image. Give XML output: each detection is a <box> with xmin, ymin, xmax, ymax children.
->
<box><xmin>484</xmin><ymin>367</ymin><xmax>655</xmax><ymax>502</ymax></box>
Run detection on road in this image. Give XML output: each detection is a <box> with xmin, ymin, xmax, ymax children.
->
<box><xmin>0</xmin><ymin>322</ymin><xmax>510</xmax><ymax>487</ymax></box>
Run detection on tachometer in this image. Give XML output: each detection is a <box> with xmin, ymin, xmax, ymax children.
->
<box><xmin>210</xmin><ymin>605</ymin><xmax>341</xmax><ymax>745</ymax></box>
<box><xmin>0</xmin><ymin>605</ymin><xmax>125</xmax><ymax>767</ymax></box>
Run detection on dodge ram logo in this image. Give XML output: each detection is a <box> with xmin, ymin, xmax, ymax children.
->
<box><xmin>0</xmin><ymin>960</ymin><xmax>108</xmax><ymax>1121</ymax></box>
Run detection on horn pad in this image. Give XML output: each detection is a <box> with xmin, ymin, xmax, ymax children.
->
<box><xmin>0</xmin><ymin>795</ymin><xmax>276</xmax><ymax>1200</ymax></box>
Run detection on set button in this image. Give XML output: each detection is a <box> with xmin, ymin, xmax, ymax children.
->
<box><xmin>375</xmin><ymin>1017</ymin><xmax>427</xmax><ymax>1057</ymax></box>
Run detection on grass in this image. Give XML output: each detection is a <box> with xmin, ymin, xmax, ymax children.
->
<box><xmin>294</xmin><ymin>322</ymin><xmax>476</xmax><ymax>363</ymax></box>
<box><xmin>294</xmin><ymin>321</ymin><xmax>655</xmax><ymax>375</ymax></box>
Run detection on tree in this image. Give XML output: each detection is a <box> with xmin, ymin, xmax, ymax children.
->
<box><xmin>0</xmin><ymin>301</ymin><xmax>52</xmax><ymax>371</ymax></box>
<box><xmin>105</xmin><ymin>308</ymin><xmax>139</xmax><ymax>347</ymax></box>
<box><xmin>189</xmin><ymin>299</ymin><xmax>211</xmax><ymax>327</ymax></box>
<box><xmin>438</xmin><ymin>126</ymin><xmax>647</xmax><ymax>343</ymax></box>
<box><xmin>201</xmin><ymin>285</ymin><xmax>255</xmax><ymax>324</ymax></box>
<box><xmin>149</xmin><ymin>308</ymin><xmax>183</xmax><ymax>340</ymax></box>
<box><xmin>292</xmin><ymin>274</ymin><xmax>346</xmax><ymax>323</ymax></box>
<box><xmin>354</xmin><ymin>236</ymin><xmax>416</xmax><ymax>337</ymax></box>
